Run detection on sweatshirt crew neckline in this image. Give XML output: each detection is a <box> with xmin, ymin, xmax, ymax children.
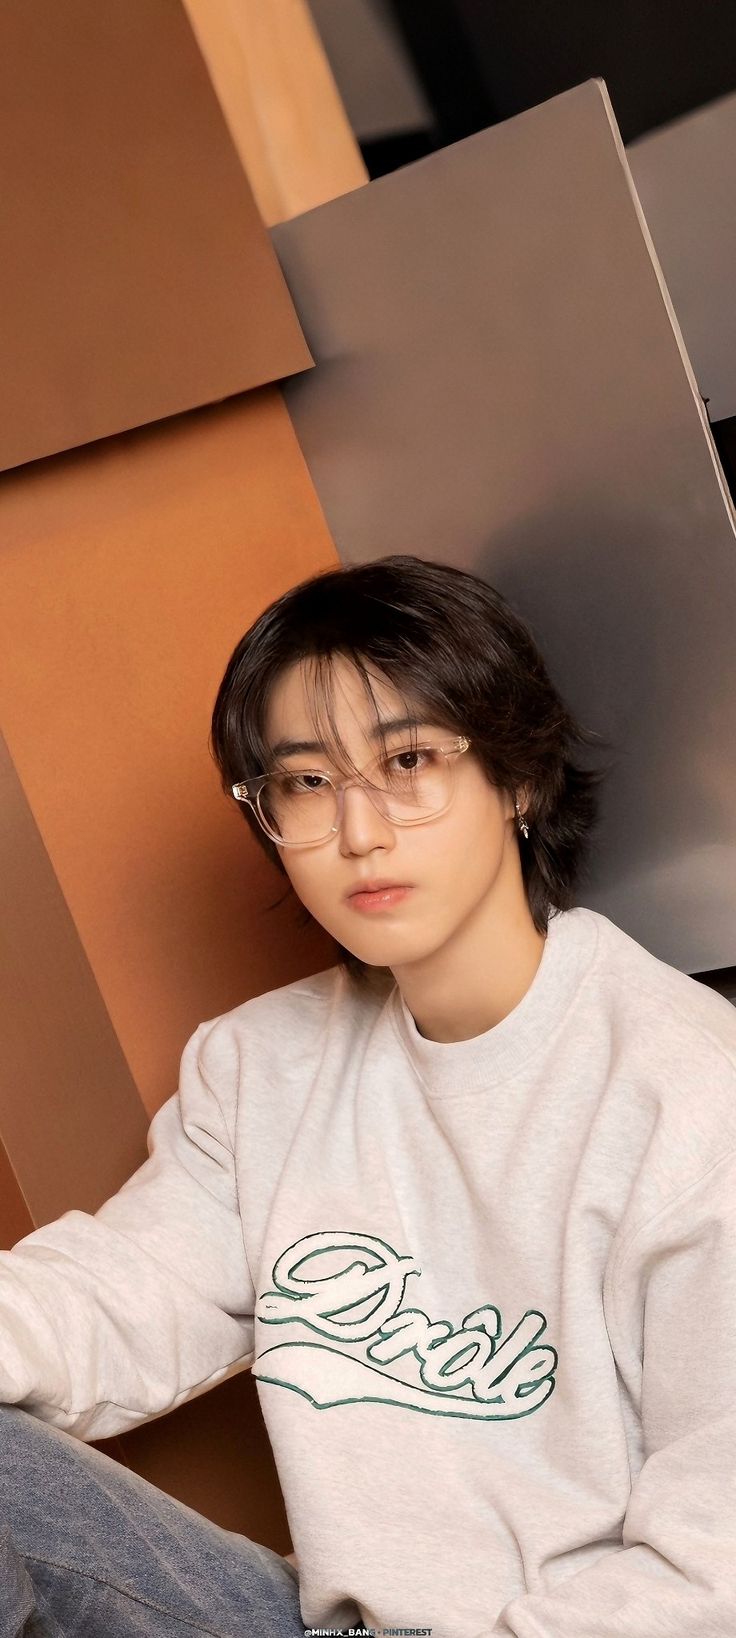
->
<box><xmin>388</xmin><ymin>904</ymin><xmax>601</xmax><ymax>1096</ymax></box>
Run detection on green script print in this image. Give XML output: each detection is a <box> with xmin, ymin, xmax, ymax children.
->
<box><xmin>252</xmin><ymin>1230</ymin><xmax>558</xmax><ymax>1421</ymax></box>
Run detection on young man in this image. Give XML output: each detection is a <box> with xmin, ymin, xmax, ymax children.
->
<box><xmin>1</xmin><ymin>555</ymin><xmax>735</xmax><ymax>1637</ymax></box>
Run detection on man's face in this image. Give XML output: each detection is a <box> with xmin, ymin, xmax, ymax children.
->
<box><xmin>262</xmin><ymin>654</ymin><xmax>519</xmax><ymax>971</ymax></box>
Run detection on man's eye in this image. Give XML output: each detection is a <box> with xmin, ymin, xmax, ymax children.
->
<box><xmin>385</xmin><ymin>747</ymin><xmax>435</xmax><ymax>772</ymax></box>
<box><xmin>286</xmin><ymin>773</ymin><xmax>328</xmax><ymax>792</ymax></box>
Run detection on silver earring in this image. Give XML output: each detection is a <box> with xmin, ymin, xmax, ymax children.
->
<box><xmin>515</xmin><ymin>798</ymin><xmax>530</xmax><ymax>839</ymax></box>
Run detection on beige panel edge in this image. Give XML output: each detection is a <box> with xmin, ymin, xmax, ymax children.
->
<box><xmin>182</xmin><ymin>0</ymin><xmax>368</xmax><ymax>225</ymax></box>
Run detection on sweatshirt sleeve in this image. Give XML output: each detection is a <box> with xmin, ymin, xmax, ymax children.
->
<box><xmin>490</xmin><ymin>1148</ymin><xmax>736</xmax><ymax>1637</ymax></box>
<box><xmin>0</xmin><ymin>1015</ymin><xmax>255</xmax><ymax>1442</ymax></box>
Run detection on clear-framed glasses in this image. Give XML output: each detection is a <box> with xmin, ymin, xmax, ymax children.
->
<box><xmin>231</xmin><ymin>735</ymin><xmax>471</xmax><ymax>848</ymax></box>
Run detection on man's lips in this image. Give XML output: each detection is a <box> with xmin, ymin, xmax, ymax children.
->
<box><xmin>346</xmin><ymin>884</ymin><xmax>414</xmax><ymax>911</ymax></box>
<box><xmin>345</xmin><ymin>879</ymin><xmax>411</xmax><ymax>899</ymax></box>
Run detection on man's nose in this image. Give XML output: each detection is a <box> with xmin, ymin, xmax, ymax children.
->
<box><xmin>337</xmin><ymin>778</ymin><xmax>394</xmax><ymax>841</ymax></box>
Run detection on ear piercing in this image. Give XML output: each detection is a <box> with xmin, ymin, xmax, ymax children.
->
<box><xmin>515</xmin><ymin>797</ymin><xmax>530</xmax><ymax>839</ymax></box>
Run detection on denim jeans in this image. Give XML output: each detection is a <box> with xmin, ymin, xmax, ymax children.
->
<box><xmin>0</xmin><ymin>1405</ymin><xmax>306</xmax><ymax>1638</ymax></box>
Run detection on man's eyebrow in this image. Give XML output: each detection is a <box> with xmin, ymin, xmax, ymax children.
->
<box><xmin>268</xmin><ymin>715</ymin><xmax>429</xmax><ymax>761</ymax></box>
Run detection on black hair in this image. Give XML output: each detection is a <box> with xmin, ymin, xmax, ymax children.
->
<box><xmin>209</xmin><ymin>554</ymin><xmax>616</xmax><ymax>990</ymax></box>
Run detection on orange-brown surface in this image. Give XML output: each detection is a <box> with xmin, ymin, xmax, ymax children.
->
<box><xmin>0</xmin><ymin>388</ymin><xmax>338</xmax><ymax>1120</ymax></box>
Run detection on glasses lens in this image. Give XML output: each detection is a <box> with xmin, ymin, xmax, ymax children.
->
<box><xmin>259</xmin><ymin>769</ymin><xmax>336</xmax><ymax>844</ymax></box>
<box><xmin>259</xmin><ymin>746</ymin><xmax>453</xmax><ymax>844</ymax></box>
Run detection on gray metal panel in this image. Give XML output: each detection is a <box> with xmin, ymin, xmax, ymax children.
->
<box><xmin>309</xmin><ymin>0</ymin><xmax>432</xmax><ymax>140</ymax></box>
<box><xmin>272</xmin><ymin>80</ymin><xmax>736</xmax><ymax>974</ymax></box>
<box><xmin>627</xmin><ymin>91</ymin><xmax>736</xmax><ymax>422</ymax></box>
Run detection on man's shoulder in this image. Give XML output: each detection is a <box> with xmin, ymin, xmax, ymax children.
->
<box><xmin>228</xmin><ymin>963</ymin><xmax>343</xmax><ymax>1022</ymax></box>
<box><xmin>197</xmin><ymin>964</ymin><xmax>342</xmax><ymax>1052</ymax></box>
<box><xmin>195</xmin><ymin>963</ymin><xmax>392</xmax><ymax>1082</ymax></box>
<box><xmin>587</xmin><ymin>907</ymin><xmax>736</xmax><ymax>1068</ymax></box>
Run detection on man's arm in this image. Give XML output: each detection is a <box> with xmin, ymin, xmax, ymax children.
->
<box><xmin>490</xmin><ymin>1149</ymin><xmax>736</xmax><ymax>1636</ymax></box>
<box><xmin>0</xmin><ymin>1016</ymin><xmax>255</xmax><ymax>1441</ymax></box>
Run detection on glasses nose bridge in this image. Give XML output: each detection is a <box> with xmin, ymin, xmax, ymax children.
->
<box><xmin>331</xmin><ymin>762</ymin><xmax>389</xmax><ymax>824</ymax></box>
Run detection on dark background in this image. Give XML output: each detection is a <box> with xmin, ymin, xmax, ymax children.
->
<box><xmin>363</xmin><ymin>0</ymin><xmax>736</xmax><ymax>173</ymax></box>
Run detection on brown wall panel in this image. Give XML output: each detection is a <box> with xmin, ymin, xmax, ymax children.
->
<box><xmin>0</xmin><ymin>1137</ymin><xmax>34</xmax><ymax>1251</ymax></box>
<box><xmin>0</xmin><ymin>388</ymin><xmax>338</xmax><ymax>1118</ymax></box>
<box><xmin>0</xmin><ymin>0</ymin><xmax>357</xmax><ymax>1550</ymax></box>
<box><xmin>0</xmin><ymin>0</ymin><xmax>312</xmax><ymax>472</ymax></box>
<box><xmin>0</xmin><ymin>730</ymin><xmax>149</xmax><ymax>1225</ymax></box>
<box><xmin>1</xmin><ymin>385</ymin><xmax>342</xmax><ymax>1545</ymax></box>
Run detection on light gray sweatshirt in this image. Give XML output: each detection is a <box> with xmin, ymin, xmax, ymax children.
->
<box><xmin>1</xmin><ymin>906</ymin><xmax>736</xmax><ymax>1636</ymax></box>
